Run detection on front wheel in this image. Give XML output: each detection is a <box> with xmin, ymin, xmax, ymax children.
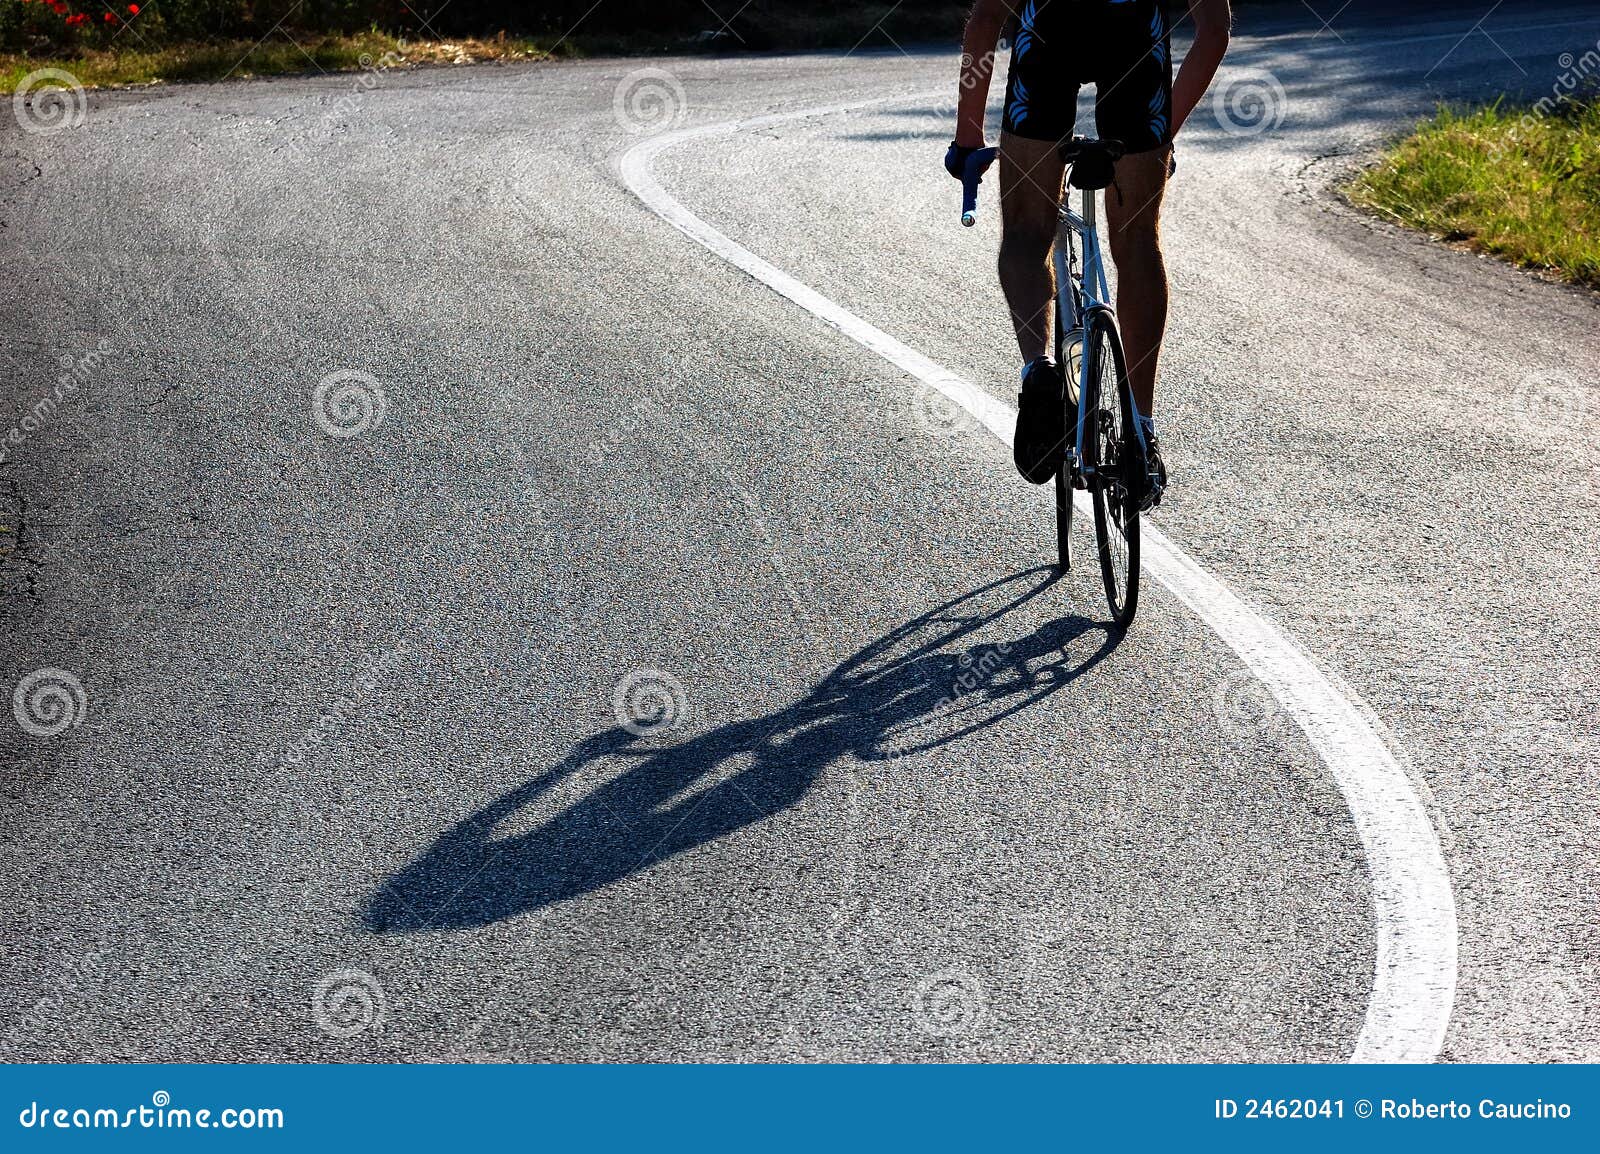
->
<box><xmin>1084</xmin><ymin>311</ymin><xmax>1140</xmax><ymax>628</ymax></box>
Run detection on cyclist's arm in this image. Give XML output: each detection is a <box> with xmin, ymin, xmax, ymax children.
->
<box><xmin>1171</xmin><ymin>0</ymin><xmax>1232</xmax><ymax>137</ymax></box>
<box><xmin>954</xmin><ymin>0</ymin><xmax>1012</xmax><ymax>148</ymax></box>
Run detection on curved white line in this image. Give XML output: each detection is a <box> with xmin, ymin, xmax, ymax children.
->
<box><xmin>618</xmin><ymin>97</ymin><xmax>1457</xmax><ymax>1062</ymax></box>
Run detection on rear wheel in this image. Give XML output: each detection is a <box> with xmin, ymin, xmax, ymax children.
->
<box><xmin>1085</xmin><ymin>310</ymin><xmax>1140</xmax><ymax>628</ymax></box>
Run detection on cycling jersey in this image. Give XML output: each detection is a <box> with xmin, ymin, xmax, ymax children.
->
<box><xmin>1002</xmin><ymin>0</ymin><xmax>1174</xmax><ymax>155</ymax></box>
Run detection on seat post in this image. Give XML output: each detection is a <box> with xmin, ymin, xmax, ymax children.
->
<box><xmin>1079</xmin><ymin>185</ymin><xmax>1103</xmax><ymax>307</ymax></box>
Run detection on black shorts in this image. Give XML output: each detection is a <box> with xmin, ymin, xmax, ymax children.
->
<box><xmin>1002</xmin><ymin>0</ymin><xmax>1174</xmax><ymax>155</ymax></box>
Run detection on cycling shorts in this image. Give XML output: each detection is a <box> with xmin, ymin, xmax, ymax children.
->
<box><xmin>1001</xmin><ymin>0</ymin><xmax>1174</xmax><ymax>155</ymax></box>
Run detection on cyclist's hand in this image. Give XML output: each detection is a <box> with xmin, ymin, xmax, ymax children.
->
<box><xmin>945</xmin><ymin>141</ymin><xmax>993</xmax><ymax>181</ymax></box>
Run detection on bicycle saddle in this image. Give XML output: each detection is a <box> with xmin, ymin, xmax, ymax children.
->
<box><xmin>1062</xmin><ymin>137</ymin><xmax>1125</xmax><ymax>191</ymax></box>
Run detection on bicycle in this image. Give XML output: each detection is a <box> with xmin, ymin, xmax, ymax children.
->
<box><xmin>958</xmin><ymin>137</ymin><xmax>1149</xmax><ymax>629</ymax></box>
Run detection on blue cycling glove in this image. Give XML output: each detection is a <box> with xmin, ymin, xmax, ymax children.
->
<box><xmin>945</xmin><ymin>141</ymin><xmax>981</xmax><ymax>180</ymax></box>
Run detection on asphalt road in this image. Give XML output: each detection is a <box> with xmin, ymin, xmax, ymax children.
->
<box><xmin>2</xmin><ymin>1</ymin><xmax>1597</xmax><ymax>1062</ymax></box>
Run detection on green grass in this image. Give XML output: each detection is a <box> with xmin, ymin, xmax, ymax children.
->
<box><xmin>0</xmin><ymin>30</ymin><xmax>578</xmax><ymax>92</ymax></box>
<box><xmin>1348</xmin><ymin>99</ymin><xmax>1600</xmax><ymax>288</ymax></box>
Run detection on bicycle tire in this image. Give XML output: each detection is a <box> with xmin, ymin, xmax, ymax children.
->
<box><xmin>1052</xmin><ymin>293</ymin><xmax>1074</xmax><ymax>571</ymax></box>
<box><xmin>1085</xmin><ymin>309</ymin><xmax>1140</xmax><ymax>628</ymax></box>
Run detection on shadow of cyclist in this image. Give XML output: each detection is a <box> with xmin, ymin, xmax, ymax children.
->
<box><xmin>362</xmin><ymin>567</ymin><xmax>1120</xmax><ymax>932</ymax></box>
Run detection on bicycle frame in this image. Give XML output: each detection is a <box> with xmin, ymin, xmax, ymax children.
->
<box><xmin>1053</xmin><ymin>179</ymin><xmax>1154</xmax><ymax>482</ymax></box>
<box><xmin>1052</xmin><ymin>185</ymin><xmax>1111</xmax><ymax>484</ymax></box>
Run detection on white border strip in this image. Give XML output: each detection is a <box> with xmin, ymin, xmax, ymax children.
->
<box><xmin>618</xmin><ymin>98</ymin><xmax>1457</xmax><ymax>1063</ymax></box>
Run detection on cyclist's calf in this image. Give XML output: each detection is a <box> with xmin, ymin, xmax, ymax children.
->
<box><xmin>1103</xmin><ymin>150</ymin><xmax>1170</xmax><ymax>417</ymax></box>
<box><xmin>997</xmin><ymin>132</ymin><xmax>1067</xmax><ymax>365</ymax></box>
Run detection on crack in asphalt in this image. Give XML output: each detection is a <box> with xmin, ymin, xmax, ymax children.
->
<box><xmin>0</xmin><ymin>472</ymin><xmax>41</xmax><ymax>605</ymax></box>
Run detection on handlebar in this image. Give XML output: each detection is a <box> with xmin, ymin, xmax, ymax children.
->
<box><xmin>958</xmin><ymin>146</ymin><xmax>998</xmax><ymax>227</ymax></box>
<box><xmin>951</xmin><ymin>141</ymin><xmax>1172</xmax><ymax>227</ymax></box>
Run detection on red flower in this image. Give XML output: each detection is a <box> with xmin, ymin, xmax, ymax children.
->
<box><xmin>127</xmin><ymin>3</ymin><xmax>140</xmax><ymax>12</ymax></box>
<box><xmin>104</xmin><ymin>10</ymin><xmax>116</xmax><ymax>20</ymax></box>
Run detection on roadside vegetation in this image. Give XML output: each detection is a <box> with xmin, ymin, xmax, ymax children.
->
<box><xmin>0</xmin><ymin>1</ymin><xmax>970</xmax><ymax>92</ymax></box>
<box><xmin>1348</xmin><ymin>97</ymin><xmax>1600</xmax><ymax>289</ymax></box>
<box><xmin>1</xmin><ymin>28</ymin><xmax>573</xmax><ymax>90</ymax></box>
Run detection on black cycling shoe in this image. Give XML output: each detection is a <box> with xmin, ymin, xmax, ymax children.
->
<box><xmin>1128</xmin><ymin>425</ymin><xmax>1168</xmax><ymax>512</ymax></box>
<box><xmin>1014</xmin><ymin>357</ymin><xmax>1065</xmax><ymax>485</ymax></box>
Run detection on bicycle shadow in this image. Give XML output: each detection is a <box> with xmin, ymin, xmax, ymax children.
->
<box><xmin>362</xmin><ymin>567</ymin><xmax>1120</xmax><ymax>933</ymax></box>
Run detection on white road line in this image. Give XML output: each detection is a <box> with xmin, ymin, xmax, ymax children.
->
<box><xmin>618</xmin><ymin>97</ymin><xmax>1457</xmax><ymax>1063</ymax></box>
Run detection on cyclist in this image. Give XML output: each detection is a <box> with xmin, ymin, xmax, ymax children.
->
<box><xmin>946</xmin><ymin>0</ymin><xmax>1232</xmax><ymax>508</ymax></box>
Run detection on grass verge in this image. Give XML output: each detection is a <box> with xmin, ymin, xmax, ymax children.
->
<box><xmin>1347</xmin><ymin>99</ymin><xmax>1600</xmax><ymax>289</ymax></box>
<box><xmin>0</xmin><ymin>30</ymin><xmax>580</xmax><ymax>93</ymax></box>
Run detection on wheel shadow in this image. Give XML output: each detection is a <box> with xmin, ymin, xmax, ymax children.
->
<box><xmin>362</xmin><ymin>567</ymin><xmax>1121</xmax><ymax>933</ymax></box>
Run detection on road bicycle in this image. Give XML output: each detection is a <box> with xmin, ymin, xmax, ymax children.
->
<box><xmin>960</xmin><ymin>137</ymin><xmax>1147</xmax><ymax>629</ymax></box>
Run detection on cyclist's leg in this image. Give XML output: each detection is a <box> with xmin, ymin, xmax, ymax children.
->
<box><xmin>997</xmin><ymin>133</ymin><xmax>1066</xmax><ymax>365</ymax></box>
<box><xmin>1093</xmin><ymin>0</ymin><xmax>1176</xmax><ymax>421</ymax></box>
<box><xmin>998</xmin><ymin>132</ymin><xmax>1070</xmax><ymax>484</ymax></box>
<box><xmin>1104</xmin><ymin>153</ymin><xmax>1169</xmax><ymax>420</ymax></box>
<box><xmin>996</xmin><ymin>0</ymin><xmax>1076</xmax><ymax>366</ymax></box>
